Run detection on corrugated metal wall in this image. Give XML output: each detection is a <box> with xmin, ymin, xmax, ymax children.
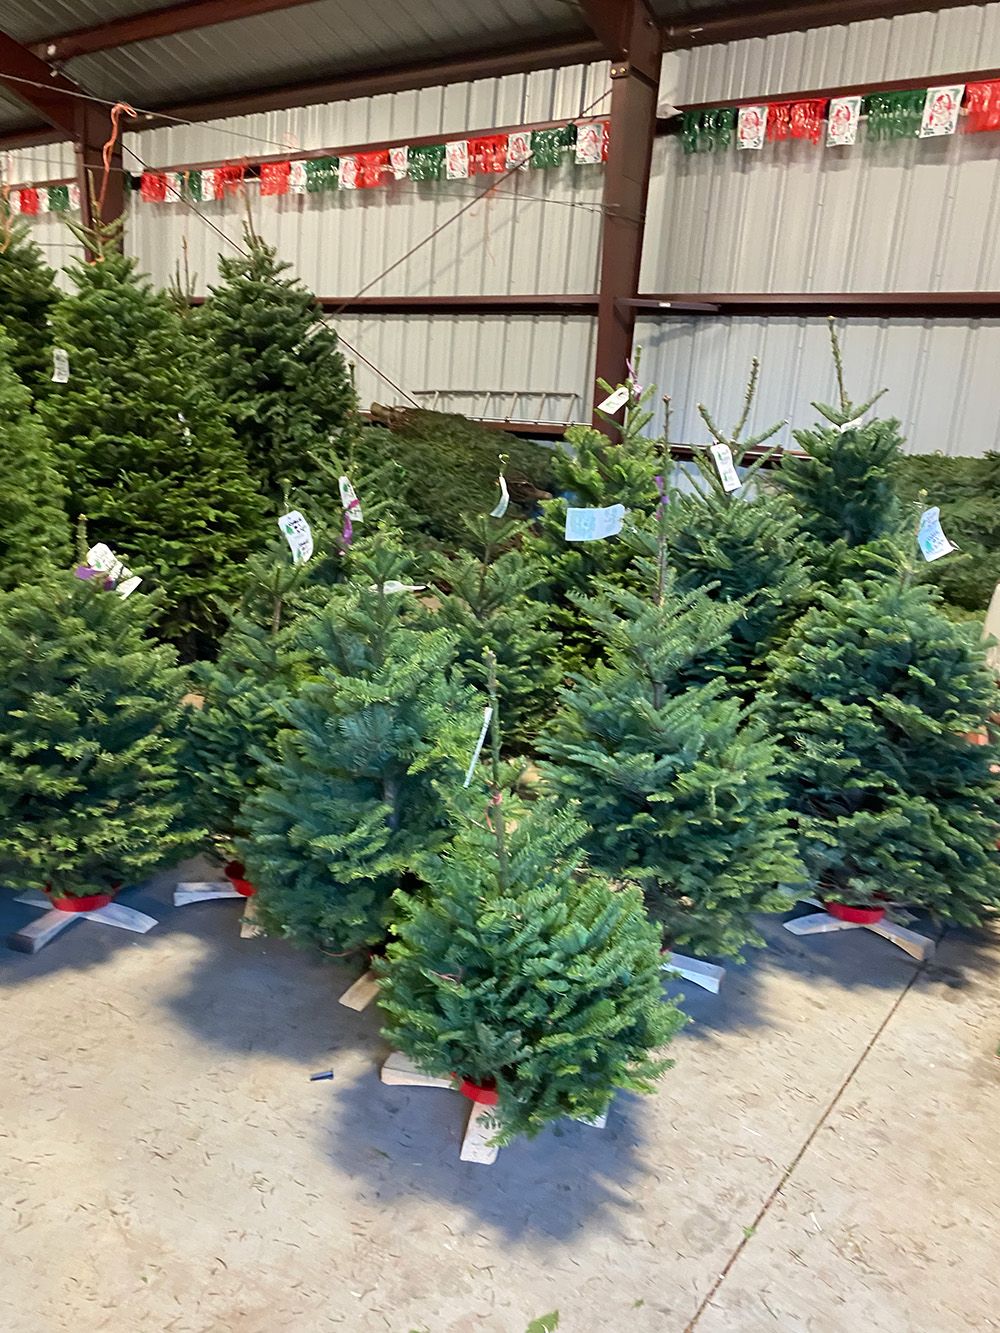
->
<box><xmin>2</xmin><ymin>141</ymin><xmax>82</xmax><ymax>287</ymax></box>
<box><xmin>634</xmin><ymin>315</ymin><xmax>1000</xmax><ymax>456</ymax></box>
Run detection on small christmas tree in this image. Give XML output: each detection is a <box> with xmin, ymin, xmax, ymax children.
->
<box><xmin>428</xmin><ymin>512</ymin><xmax>560</xmax><ymax>749</ymax></box>
<box><xmin>666</xmin><ymin>360</ymin><xmax>810</xmax><ymax>685</ymax></box>
<box><xmin>41</xmin><ymin>238</ymin><xmax>268</xmax><ymax>657</ymax></box>
<box><xmin>0</xmin><ymin>567</ymin><xmax>188</xmax><ymax>900</ymax></box>
<box><xmin>0</xmin><ymin>215</ymin><xmax>59</xmax><ymax>395</ymax></box>
<box><xmin>541</xmin><ymin>470</ymin><xmax>801</xmax><ymax>958</ymax></box>
<box><xmin>766</xmin><ymin>540</ymin><xmax>1000</xmax><ymax>920</ymax></box>
<box><xmin>201</xmin><ymin>227</ymin><xmax>353</xmax><ymax>502</ymax></box>
<box><xmin>238</xmin><ymin>537</ymin><xmax>477</xmax><ymax>954</ymax></box>
<box><xmin>779</xmin><ymin>320</ymin><xmax>904</xmax><ymax>584</ymax></box>
<box><xmin>0</xmin><ymin>329</ymin><xmax>70</xmax><ymax>589</ymax></box>
<box><xmin>377</xmin><ymin>652</ymin><xmax>681</xmax><ymax>1143</ymax></box>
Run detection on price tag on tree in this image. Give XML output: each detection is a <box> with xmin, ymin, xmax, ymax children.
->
<box><xmin>710</xmin><ymin>442</ymin><xmax>742</xmax><ymax>493</ymax></box>
<box><xmin>278</xmin><ymin>510</ymin><xmax>314</xmax><ymax>564</ymax></box>
<box><xmin>565</xmin><ymin>503</ymin><xmax>626</xmax><ymax>543</ymax></box>
<box><xmin>597</xmin><ymin>385</ymin><xmax>629</xmax><ymax>415</ymax></box>
<box><xmin>87</xmin><ymin>543</ymin><xmax>142</xmax><ymax>598</ymax></box>
<box><xmin>338</xmin><ymin>476</ymin><xmax>363</xmax><ymax>522</ymax></box>
<box><xmin>917</xmin><ymin>506</ymin><xmax>955</xmax><ymax>562</ymax></box>
<box><xmin>52</xmin><ymin>348</ymin><xmax>69</xmax><ymax>383</ymax></box>
<box><xmin>489</xmin><ymin>473</ymin><xmax>510</xmax><ymax>518</ymax></box>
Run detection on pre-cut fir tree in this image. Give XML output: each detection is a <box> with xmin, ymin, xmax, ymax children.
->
<box><xmin>41</xmin><ymin>239</ymin><xmax>267</xmax><ymax>657</ymax></box>
<box><xmin>378</xmin><ymin>654</ymin><xmax>682</xmax><ymax>1143</ymax></box>
<box><xmin>0</xmin><ymin>570</ymin><xmax>188</xmax><ymax>901</ymax></box>
<box><xmin>239</xmin><ymin>538</ymin><xmax>478</xmax><ymax>955</ymax></box>
<box><xmin>0</xmin><ymin>329</ymin><xmax>69</xmax><ymax>589</ymax></box>
<box><xmin>0</xmin><ymin>217</ymin><xmax>59</xmax><ymax>396</ymax></box>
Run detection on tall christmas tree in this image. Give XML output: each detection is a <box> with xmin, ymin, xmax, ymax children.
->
<box><xmin>0</xmin><ymin>215</ymin><xmax>59</xmax><ymax>395</ymax></box>
<box><xmin>0</xmin><ymin>568</ymin><xmax>188</xmax><ymax>900</ymax></box>
<box><xmin>377</xmin><ymin>652</ymin><xmax>682</xmax><ymax>1144</ymax></box>
<box><xmin>41</xmin><ymin>234</ymin><xmax>268</xmax><ymax>658</ymax></box>
<box><xmin>0</xmin><ymin>328</ymin><xmax>70</xmax><ymax>589</ymax></box>
<box><xmin>428</xmin><ymin>512</ymin><xmax>560</xmax><ymax>749</ymax></box>
<box><xmin>541</xmin><ymin>467</ymin><xmax>801</xmax><ymax>958</ymax></box>
<box><xmin>238</xmin><ymin>537</ymin><xmax>478</xmax><ymax>954</ymax></box>
<box><xmin>766</xmin><ymin>537</ymin><xmax>1000</xmax><ymax>920</ymax></box>
<box><xmin>201</xmin><ymin>226</ymin><xmax>353</xmax><ymax>503</ymax></box>
<box><xmin>666</xmin><ymin>360</ymin><xmax>810</xmax><ymax>685</ymax></box>
<box><xmin>778</xmin><ymin>320</ymin><xmax>904</xmax><ymax>585</ymax></box>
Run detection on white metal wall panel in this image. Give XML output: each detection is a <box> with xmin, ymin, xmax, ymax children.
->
<box><xmin>634</xmin><ymin>315</ymin><xmax>1000</xmax><ymax>457</ymax></box>
<box><xmin>334</xmin><ymin>312</ymin><xmax>597</xmax><ymax>422</ymax></box>
<box><xmin>1</xmin><ymin>141</ymin><xmax>83</xmax><ymax>285</ymax></box>
<box><xmin>123</xmin><ymin>61</ymin><xmax>610</xmax><ymax>298</ymax></box>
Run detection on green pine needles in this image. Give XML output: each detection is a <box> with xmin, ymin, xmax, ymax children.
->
<box><xmin>0</xmin><ymin>328</ymin><xmax>70</xmax><ymax>589</ymax></box>
<box><xmin>542</xmin><ymin>480</ymin><xmax>801</xmax><ymax>958</ymax></box>
<box><xmin>238</xmin><ymin>537</ymin><xmax>478</xmax><ymax>954</ymax></box>
<box><xmin>766</xmin><ymin>570</ymin><xmax>1000</xmax><ymax>921</ymax></box>
<box><xmin>378</xmin><ymin>652</ymin><xmax>681</xmax><ymax>1144</ymax></box>
<box><xmin>0</xmin><ymin>572</ymin><xmax>188</xmax><ymax>899</ymax></box>
<box><xmin>0</xmin><ymin>217</ymin><xmax>59</xmax><ymax>396</ymax></box>
<box><xmin>41</xmin><ymin>248</ymin><xmax>268</xmax><ymax>658</ymax></box>
<box><xmin>201</xmin><ymin>227</ymin><xmax>353</xmax><ymax>503</ymax></box>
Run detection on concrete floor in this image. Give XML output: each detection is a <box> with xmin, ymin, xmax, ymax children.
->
<box><xmin>2</xmin><ymin>863</ymin><xmax>999</xmax><ymax>1333</ymax></box>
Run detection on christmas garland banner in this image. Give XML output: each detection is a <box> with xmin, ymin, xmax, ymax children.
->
<box><xmin>133</xmin><ymin>120</ymin><xmax>608</xmax><ymax>206</ymax></box>
<box><xmin>681</xmin><ymin>79</ymin><xmax>994</xmax><ymax>154</ymax></box>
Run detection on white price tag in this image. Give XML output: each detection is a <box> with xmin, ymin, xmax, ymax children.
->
<box><xmin>837</xmin><ymin>414</ymin><xmax>867</xmax><ymax>434</ymax></box>
<box><xmin>710</xmin><ymin>442</ymin><xmax>742</xmax><ymax>493</ymax></box>
<box><xmin>489</xmin><ymin>474</ymin><xmax>510</xmax><ymax>518</ymax></box>
<box><xmin>597</xmin><ymin>385</ymin><xmax>629</xmax><ymax>416</ymax></box>
<box><xmin>338</xmin><ymin>476</ymin><xmax>363</xmax><ymax>522</ymax></box>
<box><xmin>565</xmin><ymin>503</ymin><xmax>626</xmax><ymax>543</ymax></box>
<box><xmin>278</xmin><ymin>510</ymin><xmax>314</xmax><ymax>564</ymax></box>
<box><xmin>375</xmin><ymin>581</ymin><xmax>427</xmax><ymax>594</ymax></box>
<box><xmin>52</xmin><ymin>348</ymin><xmax>69</xmax><ymax>383</ymax></box>
<box><xmin>87</xmin><ymin>543</ymin><xmax>141</xmax><ymax>598</ymax></box>
<box><xmin>917</xmin><ymin>506</ymin><xmax>955</xmax><ymax>563</ymax></box>
<box><xmin>462</xmin><ymin>706</ymin><xmax>494</xmax><ymax>788</ymax></box>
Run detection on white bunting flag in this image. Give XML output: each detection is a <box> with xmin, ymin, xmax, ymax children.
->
<box><xmin>338</xmin><ymin>156</ymin><xmax>359</xmax><ymax>190</ymax></box>
<box><xmin>710</xmin><ymin>442</ymin><xmax>742</xmax><ymax>493</ymax></box>
<box><xmin>164</xmin><ymin>171</ymin><xmax>184</xmax><ymax>200</ymax></box>
<box><xmin>575</xmin><ymin>122</ymin><xmax>604</xmax><ymax>165</ymax></box>
<box><xmin>51</xmin><ymin>348</ymin><xmax>69</xmax><ymax>383</ymax></box>
<box><xmin>389</xmin><ymin>146</ymin><xmax>409</xmax><ymax>180</ymax></box>
<box><xmin>920</xmin><ymin>85</ymin><xmax>965</xmax><ymax>138</ymax></box>
<box><xmin>37</xmin><ymin>187</ymin><xmax>49</xmax><ymax>213</ymax></box>
<box><xmin>278</xmin><ymin>510</ymin><xmax>314</xmax><ymax>564</ymax></box>
<box><xmin>446</xmin><ymin>140</ymin><xmax>470</xmax><ymax>180</ymax></box>
<box><xmin>289</xmin><ymin>160</ymin><xmax>308</xmax><ymax>195</ymax></box>
<box><xmin>506</xmin><ymin>131</ymin><xmax>531</xmax><ymax>169</ymax></box>
<box><xmin>68</xmin><ymin>183</ymin><xmax>81</xmax><ymax>210</ymax></box>
<box><xmin>917</xmin><ymin>506</ymin><xmax>955</xmax><ymax>562</ymax></box>
<box><xmin>737</xmin><ymin>105</ymin><xmax>768</xmax><ymax>150</ymax></box>
<box><xmin>827</xmin><ymin>96</ymin><xmax>862</xmax><ymax>147</ymax></box>
<box><xmin>565</xmin><ymin>503</ymin><xmax>626</xmax><ymax>543</ymax></box>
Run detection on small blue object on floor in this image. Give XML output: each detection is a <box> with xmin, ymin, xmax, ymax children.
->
<box><xmin>310</xmin><ymin>1070</ymin><xmax>334</xmax><ymax>1081</ymax></box>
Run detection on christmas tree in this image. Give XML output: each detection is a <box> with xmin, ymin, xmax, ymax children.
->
<box><xmin>238</xmin><ymin>537</ymin><xmax>478</xmax><ymax>954</ymax></box>
<box><xmin>41</xmin><ymin>236</ymin><xmax>268</xmax><ymax>658</ymax></box>
<box><xmin>428</xmin><ymin>512</ymin><xmax>560</xmax><ymax>749</ymax></box>
<box><xmin>530</xmin><ymin>373</ymin><xmax>660</xmax><ymax>670</ymax></box>
<box><xmin>779</xmin><ymin>320</ymin><xmax>904</xmax><ymax>585</ymax></box>
<box><xmin>201</xmin><ymin>226</ymin><xmax>353</xmax><ymax>503</ymax></box>
<box><xmin>666</xmin><ymin>360</ymin><xmax>810</xmax><ymax>685</ymax></box>
<box><xmin>766</xmin><ymin>547</ymin><xmax>1000</xmax><ymax>921</ymax></box>
<box><xmin>0</xmin><ymin>215</ymin><xmax>59</xmax><ymax>395</ymax></box>
<box><xmin>377</xmin><ymin>652</ymin><xmax>681</xmax><ymax>1144</ymax></box>
<box><xmin>0</xmin><ymin>329</ymin><xmax>70</xmax><ymax>589</ymax></box>
<box><xmin>541</xmin><ymin>471</ymin><xmax>801</xmax><ymax>958</ymax></box>
<box><xmin>0</xmin><ymin>567</ymin><xmax>188</xmax><ymax>900</ymax></box>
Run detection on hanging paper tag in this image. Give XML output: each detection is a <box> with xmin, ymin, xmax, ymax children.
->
<box><xmin>462</xmin><ymin>706</ymin><xmax>494</xmax><ymax>788</ymax></box>
<box><xmin>827</xmin><ymin>96</ymin><xmax>862</xmax><ymax>147</ymax></box>
<box><xmin>338</xmin><ymin>475</ymin><xmax>363</xmax><ymax>523</ymax></box>
<box><xmin>837</xmin><ymin>413</ymin><xmax>867</xmax><ymax>434</ymax></box>
<box><xmin>52</xmin><ymin>348</ymin><xmax>69</xmax><ymax>383</ymax></box>
<box><xmin>87</xmin><ymin>543</ymin><xmax>141</xmax><ymax>598</ymax></box>
<box><xmin>597</xmin><ymin>385</ymin><xmax>629</xmax><ymax>415</ymax></box>
<box><xmin>389</xmin><ymin>146</ymin><xmax>409</xmax><ymax>180</ymax></box>
<box><xmin>917</xmin><ymin>506</ymin><xmax>955</xmax><ymax>562</ymax></box>
<box><xmin>565</xmin><ymin>504</ymin><xmax>626</xmax><ymax>543</ymax></box>
<box><xmin>278</xmin><ymin>510</ymin><xmax>314</xmax><ymax>564</ymax></box>
<box><xmin>737</xmin><ymin>105</ymin><xmax>768</xmax><ymax>150</ymax></box>
<box><xmin>489</xmin><ymin>474</ymin><xmax>510</xmax><ymax>518</ymax></box>
<box><xmin>920</xmin><ymin>85</ymin><xmax>965</xmax><ymax>138</ymax></box>
<box><xmin>710</xmin><ymin>442</ymin><xmax>742</xmax><ymax>493</ymax></box>
<box><xmin>376</xmin><ymin>580</ymin><xmax>428</xmax><ymax>594</ymax></box>
<box><xmin>446</xmin><ymin>140</ymin><xmax>470</xmax><ymax>180</ymax></box>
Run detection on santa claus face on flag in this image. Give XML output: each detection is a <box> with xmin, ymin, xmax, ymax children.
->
<box><xmin>737</xmin><ymin>105</ymin><xmax>767</xmax><ymax>149</ymax></box>
<box><xmin>920</xmin><ymin>85</ymin><xmax>964</xmax><ymax>137</ymax></box>
<box><xmin>827</xmin><ymin>96</ymin><xmax>862</xmax><ymax>147</ymax></box>
<box><xmin>575</xmin><ymin>122</ymin><xmax>604</xmax><ymax>164</ymax></box>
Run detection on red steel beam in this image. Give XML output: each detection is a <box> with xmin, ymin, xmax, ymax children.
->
<box><xmin>662</xmin><ymin>0</ymin><xmax>991</xmax><ymax>49</ymax></box>
<box><xmin>592</xmin><ymin>2</ymin><xmax>661</xmax><ymax>425</ymax></box>
<box><xmin>31</xmin><ymin>0</ymin><xmax>325</xmax><ymax>62</ymax></box>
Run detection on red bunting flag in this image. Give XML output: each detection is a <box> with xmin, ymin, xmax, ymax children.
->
<box><xmin>17</xmin><ymin>187</ymin><xmax>39</xmax><ymax>215</ymax></box>
<box><xmin>214</xmin><ymin>163</ymin><xmax>246</xmax><ymax>197</ymax></box>
<box><xmin>356</xmin><ymin>150</ymin><xmax>389</xmax><ymax>188</ymax></box>
<box><xmin>260</xmin><ymin>160</ymin><xmax>291</xmax><ymax>196</ymax></box>
<box><xmin>767</xmin><ymin>99</ymin><xmax>826</xmax><ymax>144</ymax></box>
<box><xmin>965</xmin><ymin>80</ymin><xmax>1000</xmax><ymax>133</ymax></box>
<box><xmin>469</xmin><ymin>135</ymin><xmax>508</xmax><ymax>173</ymax></box>
<box><xmin>140</xmin><ymin>171</ymin><xmax>167</xmax><ymax>202</ymax></box>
